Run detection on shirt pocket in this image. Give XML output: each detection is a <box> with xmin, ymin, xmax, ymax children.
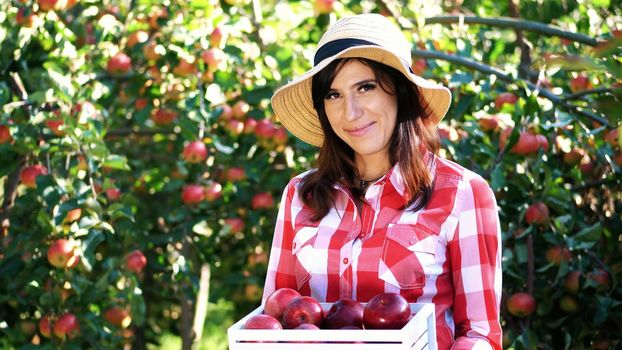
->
<box><xmin>379</xmin><ymin>224</ymin><xmax>438</xmax><ymax>290</ymax></box>
<box><xmin>291</xmin><ymin>226</ymin><xmax>318</xmax><ymax>291</ymax></box>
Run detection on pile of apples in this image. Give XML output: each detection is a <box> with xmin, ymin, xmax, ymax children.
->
<box><xmin>244</xmin><ymin>288</ymin><xmax>412</xmax><ymax>330</ymax></box>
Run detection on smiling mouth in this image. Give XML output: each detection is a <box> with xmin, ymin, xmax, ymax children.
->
<box><xmin>344</xmin><ymin>122</ymin><xmax>375</xmax><ymax>136</ymax></box>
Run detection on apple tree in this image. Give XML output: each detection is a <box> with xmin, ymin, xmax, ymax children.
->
<box><xmin>0</xmin><ymin>0</ymin><xmax>620</xmax><ymax>349</ymax></box>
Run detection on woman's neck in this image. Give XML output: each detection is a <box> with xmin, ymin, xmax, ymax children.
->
<box><xmin>354</xmin><ymin>153</ymin><xmax>391</xmax><ymax>181</ymax></box>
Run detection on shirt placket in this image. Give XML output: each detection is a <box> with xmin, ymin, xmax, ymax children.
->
<box><xmin>339</xmin><ymin>188</ymin><xmax>377</xmax><ymax>300</ymax></box>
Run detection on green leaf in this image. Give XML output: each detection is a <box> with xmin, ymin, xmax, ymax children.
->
<box><xmin>0</xmin><ymin>82</ymin><xmax>9</xmax><ymax>106</ymax></box>
<box><xmin>130</xmin><ymin>288</ymin><xmax>147</xmax><ymax>326</ymax></box>
<box><xmin>102</xmin><ymin>155</ymin><xmax>131</xmax><ymax>170</ymax></box>
<box><xmin>452</xmin><ymin>94</ymin><xmax>476</xmax><ymax>119</ymax></box>
<box><xmin>45</xmin><ymin>63</ymin><xmax>75</xmax><ymax>101</ymax></box>
<box><xmin>490</xmin><ymin>164</ymin><xmax>505</xmax><ymax>191</ymax></box>
<box><xmin>81</xmin><ymin>230</ymin><xmax>105</xmax><ymax>271</ymax></box>
<box><xmin>574</xmin><ymin>223</ymin><xmax>602</xmax><ymax>242</ymax></box>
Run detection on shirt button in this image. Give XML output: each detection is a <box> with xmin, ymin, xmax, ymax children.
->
<box><xmin>343</xmin><ymin>258</ymin><xmax>349</xmax><ymax>264</ymax></box>
<box><xmin>409</xmin><ymin>239</ymin><xmax>416</xmax><ymax>245</ymax></box>
<box><xmin>359</xmin><ymin>233</ymin><xmax>365</xmax><ymax>238</ymax></box>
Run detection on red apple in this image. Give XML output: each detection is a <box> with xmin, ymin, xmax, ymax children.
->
<box><xmin>46</xmin><ymin>119</ymin><xmax>65</xmax><ymax>136</ymax></box>
<box><xmin>314</xmin><ymin>0</ymin><xmax>335</xmax><ymax>14</ymax></box>
<box><xmin>525</xmin><ymin>202</ymin><xmax>549</xmax><ymax>225</ymax></box>
<box><xmin>37</xmin><ymin>0</ymin><xmax>59</xmax><ymax>11</ymax></box>
<box><xmin>72</xmin><ymin>101</ymin><xmax>97</xmax><ymax>122</ymax></box>
<box><xmin>323</xmin><ymin>299</ymin><xmax>364</xmax><ymax>329</ymax></box>
<box><xmin>559</xmin><ymin>295</ymin><xmax>579</xmax><ymax>313</ymax></box>
<box><xmin>63</xmin><ymin>208</ymin><xmax>82</xmax><ymax>224</ymax></box>
<box><xmin>134</xmin><ymin>98</ymin><xmax>149</xmax><ymax>111</ymax></box>
<box><xmin>201</xmin><ymin>48</ymin><xmax>225</xmax><ymax>71</ymax></box>
<box><xmin>363</xmin><ymin>292</ymin><xmax>411</xmax><ymax>329</ymax></box>
<box><xmin>20</xmin><ymin>164</ymin><xmax>48</xmax><ymax>188</ymax></box>
<box><xmin>182</xmin><ymin>141</ymin><xmax>208</xmax><ymax>163</ymax></box>
<box><xmin>506</xmin><ymin>292</ymin><xmax>535</xmax><ymax>317</ymax></box>
<box><xmin>225</xmin><ymin>167</ymin><xmax>246</xmax><ymax>181</ymax></box>
<box><xmin>252</xmin><ymin>192</ymin><xmax>274</xmax><ymax>209</ymax></box>
<box><xmin>107</xmin><ymin>53</ymin><xmax>132</xmax><ymax>75</ymax></box>
<box><xmin>20</xmin><ymin>320</ymin><xmax>37</xmax><ymax>336</ymax></box>
<box><xmin>47</xmin><ymin>239</ymin><xmax>77</xmax><ymax>269</ymax></box>
<box><xmin>53</xmin><ymin>313</ymin><xmax>79</xmax><ymax>339</ymax></box>
<box><xmin>569</xmin><ymin>74</ymin><xmax>592</xmax><ymax>93</ymax></box>
<box><xmin>182</xmin><ymin>184</ymin><xmax>205</xmax><ymax>204</ymax></box>
<box><xmin>411</xmin><ymin>58</ymin><xmax>427</xmax><ymax>76</ymax></box>
<box><xmin>244</xmin><ymin>118</ymin><xmax>257</xmax><ymax>134</ymax></box>
<box><xmin>0</xmin><ymin>125</ymin><xmax>12</xmax><ymax>144</ymax></box>
<box><xmin>210</xmin><ymin>27</ymin><xmax>224</xmax><ymax>48</ymax></box>
<box><xmin>282</xmin><ymin>296</ymin><xmax>324</xmax><ymax>329</ymax></box>
<box><xmin>244</xmin><ymin>314</ymin><xmax>282</xmax><ymax>330</ymax></box>
<box><xmin>545</xmin><ymin>246</ymin><xmax>572</xmax><ymax>265</ymax></box>
<box><xmin>126</xmin><ymin>30</ymin><xmax>149</xmax><ymax>48</ymax></box>
<box><xmin>232</xmin><ymin>100</ymin><xmax>250</xmax><ymax>119</ymax></box>
<box><xmin>604</xmin><ymin>128</ymin><xmax>619</xmax><ymax>147</ymax></box>
<box><xmin>500</xmin><ymin>128</ymin><xmax>545</xmax><ymax>155</ymax></box>
<box><xmin>536</xmin><ymin>134</ymin><xmax>549</xmax><ymax>151</ymax></box>
<box><xmin>104</xmin><ymin>307</ymin><xmax>132</xmax><ymax>328</ymax></box>
<box><xmin>564</xmin><ymin>271</ymin><xmax>581</xmax><ymax>294</ymax></box>
<box><xmin>478</xmin><ymin>115</ymin><xmax>500</xmax><ymax>132</ymax></box>
<box><xmin>255</xmin><ymin>119</ymin><xmax>277</xmax><ymax>138</ymax></box>
<box><xmin>39</xmin><ymin>315</ymin><xmax>53</xmax><ymax>338</ymax></box>
<box><xmin>151</xmin><ymin>108</ymin><xmax>178</xmax><ymax>125</ymax></box>
<box><xmin>125</xmin><ymin>250</ymin><xmax>147</xmax><ymax>273</ymax></box>
<box><xmin>204</xmin><ymin>182</ymin><xmax>222</xmax><ymax>202</ymax></box>
<box><xmin>224</xmin><ymin>218</ymin><xmax>245</xmax><ymax>233</ymax></box>
<box><xmin>437</xmin><ymin>124</ymin><xmax>460</xmax><ymax>142</ymax></box>
<box><xmin>16</xmin><ymin>8</ymin><xmax>36</xmax><ymax>27</ymax></box>
<box><xmin>296</xmin><ymin>323</ymin><xmax>320</xmax><ymax>330</ymax></box>
<box><xmin>563</xmin><ymin>148</ymin><xmax>586</xmax><ymax>165</ymax></box>
<box><xmin>224</xmin><ymin>119</ymin><xmax>244</xmax><ymax>136</ymax></box>
<box><xmin>495</xmin><ymin>92</ymin><xmax>518</xmax><ymax>110</ymax></box>
<box><xmin>105</xmin><ymin>188</ymin><xmax>121</xmax><ymax>202</ymax></box>
<box><xmin>273</xmin><ymin>127</ymin><xmax>288</xmax><ymax>145</ymax></box>
<box><xmin>218</xmin><ymin>103</ymin><xmax>234</xmax><ymax>120</ymax></box>
<box><xmin>143</xmin><ymin>41</ymin><xmax>162</xmax><ymax>61</ymax></box>
<box><xmin>588</xmin><ymin>269</ymin><xmax>610</xmax><ymax>290</ymax></box>
<box><xmin>264</xmin><ymin>288</ymin><xmax>301</xmax><ymax>321</ymax></box>
<box><xmin>173</xmin><ymin>57</ymin><xmax>197</xmax><ymax>77</ymax></box>
<box><xmin>579</xmin><ymin>157</ymin><xmax>596</xmax><ymax>176</ymax></box>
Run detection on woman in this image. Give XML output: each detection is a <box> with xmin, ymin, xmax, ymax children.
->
<box><xmin>263</xmin><ymin>13</ymin><xmax>502</xmax><ymax>349</ymax></box>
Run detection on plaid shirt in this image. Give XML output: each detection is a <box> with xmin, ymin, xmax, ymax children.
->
<box><xmin>262</xmin><ymin>151</ymin><xmax>502</xmax><ymax>350</ymax></box>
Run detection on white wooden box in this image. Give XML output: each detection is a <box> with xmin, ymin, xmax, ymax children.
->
<box><xmin>228</xmin><ymin>302</ymin><xmax>437</xmax><ymax>350</ymax></box>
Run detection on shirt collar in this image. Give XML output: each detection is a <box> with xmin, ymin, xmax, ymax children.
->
<box><xmin>333</xmin><ymin>148</ymin><xmax>435</xmax><ymax>203</ymax></box>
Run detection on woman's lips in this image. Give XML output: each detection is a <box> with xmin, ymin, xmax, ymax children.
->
<box><xmin>344</xmin><ymin>122</ymin><xmax>375</xmax><ymax>137</ymax></box>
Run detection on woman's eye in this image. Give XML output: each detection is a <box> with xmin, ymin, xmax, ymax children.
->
<box><xmin>324</xmin><ymin>91</ymin><xmax>339</xmax><ymax>100</ymax></box>
<box><xmin>359</xmin><ymin>83</ymin><xmax>376</xmax><ymax>92</ymax></box>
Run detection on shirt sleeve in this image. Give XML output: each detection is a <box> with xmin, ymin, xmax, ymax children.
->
<box><xmin>449</xmin><ymin>175</ymin><xmax>503</xmax><ymax>350</ymax></box>
<box><xmin>261</xmin><ymin>179</ymin><xmax>298</xmax><ymax>304</ymax></box>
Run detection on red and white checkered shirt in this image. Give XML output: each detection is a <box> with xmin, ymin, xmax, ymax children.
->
<box><xmin>262</xmin><ymin>151</ymin><xmax>502</xmax><ymax>350</ymax></box>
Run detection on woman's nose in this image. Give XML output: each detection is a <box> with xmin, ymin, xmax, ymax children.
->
<box><xmin>344</xmin><ymin>96</ymin><xmax>363</xmax><ymax>121</ymax></box>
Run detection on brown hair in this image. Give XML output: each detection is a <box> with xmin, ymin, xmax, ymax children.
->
<box><xmin>299</xmin><ymin>58</ymin><xmax>440</xmax><ymax>222</ymax></box>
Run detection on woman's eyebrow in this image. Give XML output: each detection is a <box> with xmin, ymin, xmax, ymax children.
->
<box><xmin>330</xmin><ymin>79</ymin><xmax>377</xmax><ymax>90</ymax></box>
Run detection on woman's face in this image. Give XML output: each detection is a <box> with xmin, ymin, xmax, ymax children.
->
<box><xmin>323</xmin><ymin>60</ymin><xmax>398</xmax><ymax>165</ymax></box>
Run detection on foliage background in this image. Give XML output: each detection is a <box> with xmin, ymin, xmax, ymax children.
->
<box><xmin>0</xmin><ymin>0</ymin><xmax>620</xmax><ymax>349</ymax></box>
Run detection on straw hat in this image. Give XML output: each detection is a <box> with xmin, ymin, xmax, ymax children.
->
<box><xmin>271</xmin><ymin>13</ymin><xmax>452</xmax><ymax>147</ymax></box>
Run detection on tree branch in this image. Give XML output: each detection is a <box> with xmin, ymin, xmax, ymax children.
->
<box><xmin>411</xmin><ymin>49</ymin><xmax>610</xmax><ymax>127</ymax></box>
<box><xmin>424</xmin><ymin>15</ymin><xmax>599</xmax><ymax>46</ymax></box>
<box><xmin>570</xmin><ymin>178</ymin><xmax>619</xmax><ymax>192</ymax></box>
<box><xmin>105</xmin><ymin>127</ymin><xmax>177</xmax><ymax>138</ymax></box>
<box><xmin>508</xmin><ymin>0</ymin><xmax>535</xmax><ymax>80</ymax></box>
<box><xmin>0</xmin><ymin>156</ymin><xmax>27</xmax><ymax>228</ymax></box>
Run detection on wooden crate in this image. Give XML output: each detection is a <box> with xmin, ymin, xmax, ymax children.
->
<box><xmin>228</xmin><ymin>302</ymin><xmax>437</xmax><ymax>350</ymax></box>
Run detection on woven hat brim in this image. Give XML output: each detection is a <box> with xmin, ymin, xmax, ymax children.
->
<box><xmin>272</xmin><ymin>46</ymin><xmax>452</xmax><ymax>147</ymax></box>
